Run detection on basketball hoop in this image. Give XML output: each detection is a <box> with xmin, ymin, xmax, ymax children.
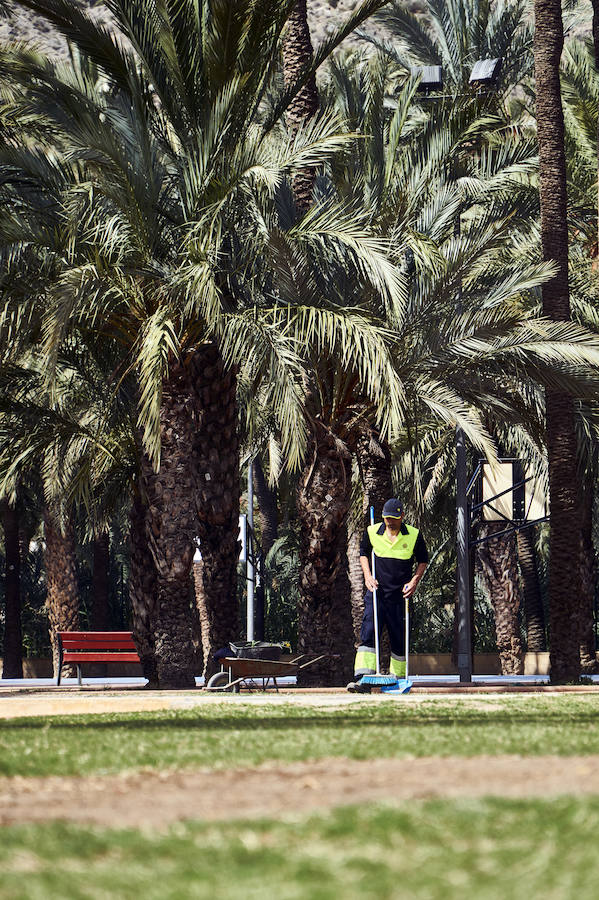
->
<box><xmin>468</xmin><ymin>459</ymin><xmax>548</xmax><ymax>546</ymax></box>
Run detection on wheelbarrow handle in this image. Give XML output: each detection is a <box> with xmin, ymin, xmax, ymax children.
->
<box><xmin>297</xmin><ymin>653</ymin><xmax>338</xmax><ymax>670</ymax></box>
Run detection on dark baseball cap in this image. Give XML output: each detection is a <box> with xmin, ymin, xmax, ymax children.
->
<box><xmin>382</xmin><ymin>498</ymin><xmax>404</xmax><ymax>518</ymax></box>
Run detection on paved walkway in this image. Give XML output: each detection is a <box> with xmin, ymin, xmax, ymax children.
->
<box><xmin>1</xmin><ymin>677</ymin><xmax>598</xmax><ymax>719</ymax></box>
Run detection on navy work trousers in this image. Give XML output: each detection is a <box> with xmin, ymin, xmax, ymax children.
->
<box><xmin>360</xmin><ymin>590</ymin><xmax>406</xmax><ymax>657</ymax></box>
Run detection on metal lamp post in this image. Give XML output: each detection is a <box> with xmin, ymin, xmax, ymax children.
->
<box><xmin>412</xmin><ymin>58</ymin><xmax>503</xmax><ymax>682</ymax></box>
<box><xmin>246</xmin><ymin>459</ymin><xmax>255</xmax><ymax>642</ymax></box>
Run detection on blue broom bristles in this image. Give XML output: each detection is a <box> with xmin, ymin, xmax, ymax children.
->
<box><xmin>361</xmin><ymin>673</ymin><xmax>399</xmax><ymax>686</ymax></box>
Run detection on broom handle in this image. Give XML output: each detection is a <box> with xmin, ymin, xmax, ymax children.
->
<box><xmin>405</xmin><ymin>594</ymin><xmax>410</xmax><ymax>681</ymax></box>
<box><xmin>370</xmin><ymin>506</ymin><xmax>381</xmax><ymax>675</ymax></box>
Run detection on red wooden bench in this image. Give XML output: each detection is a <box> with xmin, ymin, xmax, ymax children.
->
<box><xmin>56</xmin><ymin>632</ymin><xmax>140</xmax><ymax>685</ymax></box>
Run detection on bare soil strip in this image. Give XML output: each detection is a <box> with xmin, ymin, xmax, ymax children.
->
<box><xmin>2</xmin><ymin>755</ymin><xmax>599</xmax><ymax>830</ymax></box>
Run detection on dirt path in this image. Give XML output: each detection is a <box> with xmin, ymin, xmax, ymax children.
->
<box><xmin>2</xmin><ymin>686</ymin><xmax>597</xmax><ymax>721</ymax></box>
<box><xmin>2</xmin><ymin>755</ymin><xmax>599</xmax><ymax>829</ymax></box>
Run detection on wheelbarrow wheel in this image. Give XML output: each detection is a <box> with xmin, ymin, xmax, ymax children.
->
<box><xmin>206</xmin><ymin>671</ymin><xmax>235</xmax><ymax>691</ymax></box>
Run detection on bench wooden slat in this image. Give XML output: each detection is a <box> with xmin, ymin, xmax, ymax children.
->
<box><xmin>61</xmin><ymin>639</ymin><xmax>137</xmax><ymax>651</ymax></box>
<box><xmin>56</xmin><ymin>631</ymin><xmax>141</xmax><ymax>685</ymax></box>
<box><xmin>63</xmin><ymin>652</ymin><xmax>141</xmax><ymax>664</ymax></box>
<box><xmin>58</xmin><ymin>632</ymin><xmax>134</xmax><ymax>642</ymax></box>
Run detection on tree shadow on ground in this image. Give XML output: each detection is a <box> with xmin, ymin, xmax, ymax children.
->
<box><xmin>3</xmin><ymin>708</ymin><xmax>599</xmax><ymax>731</ymax></box>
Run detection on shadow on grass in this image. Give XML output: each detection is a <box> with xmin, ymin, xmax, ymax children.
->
<box><xmin>2</xmin><ymin>707</ymin><xmax>599</xmax><ymax>732</ymax></box>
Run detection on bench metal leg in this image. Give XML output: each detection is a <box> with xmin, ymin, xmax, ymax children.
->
<box><xmin>77</xmin><ymin>664</ymin><xmax>82</xmax><ymax>686</ymax></box>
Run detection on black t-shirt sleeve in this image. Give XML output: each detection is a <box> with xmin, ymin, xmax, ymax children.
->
<box><xmin>359</xmin><ymin>529</ymin><xmax>372</xmax><ymax>557</ymax></box>
<box><xmin>414</xmin><ymin>532</ymin><xmax>429</xmax><ymax>564</ymax></box>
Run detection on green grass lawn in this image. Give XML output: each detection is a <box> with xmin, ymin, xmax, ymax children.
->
<box><xmin>1</xmin><ymin>696</ymin><xmax>599</xmax><ymax>777</ymax></box>
<box><xmin>2</xmin><ymin>797</ymin><xmax>599</xmax><ymax>899</ymax></box>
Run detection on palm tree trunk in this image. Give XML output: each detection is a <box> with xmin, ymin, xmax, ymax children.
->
<box><xmin>534</xmin><ymin>0</ymin><xmax>582</xmax><ymax>681</ymax></box>
<box><xmin>253</xmin><ymin>456</ymin><xmax>278</xmax><ymax>556</ymax></box>
<box><xmin>140</xmin><ymin>357</ymin><xmax>199</xmax><ymax>689</ymax></box>
<box><xmin>191</xmin><ymin>344</ymin><xmax>241</xmax><ymax>682</ymax></box>
<box><xmin>91</xmin><ymin>531</ymin><xmax>110</xmax><ymax>630</ymax></box>
<box><xmin>192</xmin><ymin>559</ymin><xmax>208</xmax><ymax>675</ymax></box>
<box><xmin>283</xmin><ymin>0</ymin><xmax>320</xmax><ymax>211</ymax></box>
<box><xmin>592</xmin><ymin>0</ymin><xmax>599</xmax><ymax>254</ymax></box>
<box><xmin>356</xmin><ymin>427</ymin><xmax>394</xmax><ymax>523</ymax></box>
<box><xmin>44</xmin><ymin>508</ymin><xmax>79</xmax><ymax>678</ymax></box>
<box><xmin>1</xmin><ymin>499</ymin><xmax>23</xmax><ymax>679</ymax></box>
<box><xmin>589</xmin><ymin>4</ymin><xmax>599</xmax><ymax>675</ymax></box>
<box><xmin>578</xmin><ymin>482</ymin><xmax>598</xmax><ymax>672</ymax></box>
<box><xmin>195</xmin><ymin>530</ymin><xmax>240</xmax><ymax>682</ymax></box>
<box><xmin>296</xmin><ymin>426</ymin><xmax>354</xmax><ymax>685</ymax></box>
<box><xmin>516</xmin><ymin>529</ymin><xmax>546</xmax><ymax>651</ymax></box>
<box><xmin>477</xmin><ymin>524</ymin><xmax>524</xmax><ymax>674</ymax></box>
<box><xmin>331</xmin><ymin>519</ymin><xmax>356</xmax><ymax>678</ymax></box>
<box><xmin>128</xmin><ymin>486</ymin><xmax>159</xmax><ymax>687</ymax></box>
<box><xmin>347</xmin><ymin>528</ymin><xmax>364</xmax><ymax>643</ymax></box>
<box><xmin>85</xmin><ymin>530</ymin><xmax>111</xmax><ymax>676</ymax></box>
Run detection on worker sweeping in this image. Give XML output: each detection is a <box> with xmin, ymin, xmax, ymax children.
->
<box><xmin>347</xmin><ymin>498</ymin><xmax>429</xmax><ymax>694</ymax></box>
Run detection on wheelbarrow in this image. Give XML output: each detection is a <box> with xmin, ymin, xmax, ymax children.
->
<box><xmin>205</xmin><ymin>653</ymin><xmax>332</xmax><ymax>692</ymax></box>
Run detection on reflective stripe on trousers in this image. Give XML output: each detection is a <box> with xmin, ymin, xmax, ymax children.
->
<box><xmin>390</xmin><ymin>652</ymin><xmax>406</xmax><ymax>678</ymax></box>
<box><xmin>354</xmin><ymin>646</ymin><xmax>406</xmax><ymax>678</ymax></box>
<box><xmin>354</xmin><ymin>645</ymin><xmax>376</xmax><ymax>676</ymax></box>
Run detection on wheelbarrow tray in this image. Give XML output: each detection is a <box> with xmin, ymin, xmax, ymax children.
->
<box><xmin>206</xmin><ymin>653</ymin><xmax>330</xmax><ymax>691</ymax></box>
<box><xmin>221</xmin><ymin>655</ymin><xmax>302</xmax><ymax>678</ymax></box>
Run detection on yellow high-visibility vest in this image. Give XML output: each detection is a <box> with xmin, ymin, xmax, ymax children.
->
<box><xmin>367</xmin><ymin>523</ymin><xmax>419</xmax><ymax>559</ymax></box>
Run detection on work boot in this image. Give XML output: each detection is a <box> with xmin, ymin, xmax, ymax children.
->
<box><xmin>346</xmin><ymin>680</ymin><xmax>371</xmax><ymax>694</ymax></box>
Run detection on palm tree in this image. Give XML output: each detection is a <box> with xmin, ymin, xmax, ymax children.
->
<box><xmin>516</xmin><ymin>528</ymin><xmax>546</xmax><ymax>652</ymax></box>
<box><xmin>0</xmin><ymin>345</ymin><xmax>131</xmax><ymax>675</ymax></box>
<box><xmin>355</xmin><ymin>0</ymin><xmax>540</xmax><ymax>674</ymax></box>
<box><xmin>320</xmin><ymin>51</ymin><xmax>534</xmax><ymax>674</ymax></box>
<box><xmin>43</xmin><ymin>506</ymin><xmax>79</xmax><ymax>674</ymax></box>
<box><xmin>283</xmin><ymin>0</ymin><xmax>320</xmax><ymax>210</ymax></box>
<box><xmin>589</xmin><ymin>0</ymin><xmax>599</xmax><ymax>254</ymax></box>
<box><xmin>476</xmin><ymin>523</ymin><xmax>524</xmax><ymax>673</ymax></box>
<box><xmin>128</xmin><ymin>478</ymin><xmax>159</xmax><ymax>684</ymax></box>
<box><xmin>577</xmin><ymin>479</ymin><xmax>597</xmax><ymax>672</ymax></box>
<box><xmin>253</xmin><ymin>456</ymin><xmax>279</xmax><ymax>557</ymax></box>
<box><xmin>295</xmin><ymin>45</ymin><xmax>599</xmax><ymax>683</ymax></box>
<box><xmin>2</xmin><ymin>0</ymin><xmax>415</xmax><ymax>685</ymax></box>
<box><xmin>1</xmin><ymin>496</ymin><xmax>23</xmax><ymax>678</ymax></box>
<box><xmin>561</xmin><ymin>40</ymin><xmax>599</xmax><ymax>261</ymax></box>
<box><xmin>0</xmin><ymin>4</ymin><xmax>293</xmax><ymax>687</ymax></box>
<box><xmin>90</xmin><ymin>531</ymin><xmax>110</xmax><ymax>630</ymax></box>
<box><xmin>0</xmin><ymin>346</ymin><xmax>165</xmax><ymax>680</ymax></box>
<box><xmin>0</xmin><ymin>112</ymin><xmax>155</xmax><ymax>678</ymax></box>
<box><xmin>534</xmin><ymin>0</ymin><xmax>584</xmax><ymax>682</ymax></box>
<box><xmin>0</xmin><ymin>1</ymin><xmax>289</xmax><ymax>687</ymax></box>
<box><xmin>281</xmin><ymin>0</ymin><xmax>388</xmax><ymax>209</ymax></box>
<box><xmin>562</xmin><ymin>41</ymin><xmax>599</xmax><ymax>673</ymax></box>
<box><xmin>0</xmin><ymin>405</ymin><xmax>77</xmax><ymax>682</ymax></box>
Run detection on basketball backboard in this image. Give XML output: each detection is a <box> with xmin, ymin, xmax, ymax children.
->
<box><xmin>481</xmin><ymin>460</ymin><xmax>547</xmax><ymax>523</ymax></box>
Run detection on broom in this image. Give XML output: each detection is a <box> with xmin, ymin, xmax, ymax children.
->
<box><xmin>381</xmin><ymin>592</ymin><xmax>413</xmax><ymax>694</ymax></box>
<box><xmin>360</xmin><ymin>507</ymin><xmax>399</xmax><ymax>690</ymax></box>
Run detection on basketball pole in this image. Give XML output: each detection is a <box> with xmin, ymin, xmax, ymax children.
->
<box><xmin>456</xmin><ymin>427</ymin><xmax>473</xmax><ymax>683</ymax></box>
<box><xmin>247</xmin><ymin>458</ymin><xmax>254</xmax><ymax>642</ymax></box>
<box><xmin>455</xmin><ymin>209</ymin><xmax>473</xmax><ymax>684</ymax></box>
